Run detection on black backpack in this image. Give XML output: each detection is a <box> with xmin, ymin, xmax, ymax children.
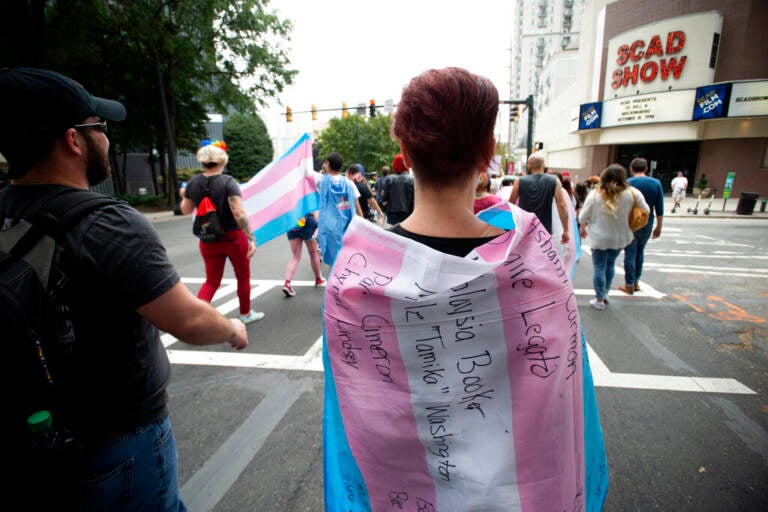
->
<box><xmin>0</xmin><ymin>189</ymin><xmax>119</xmax><ymax>491</ymax></box>
<box><xmin>192</xmin><ymin>175</ymin><xmax>226</xmax><ymax>242</ymax></box>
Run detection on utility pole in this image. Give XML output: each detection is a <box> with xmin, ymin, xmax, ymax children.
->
<box><xmin>501</xmin><ymin>95</ymin><xmax>535</xmax><ymax>161</ymax></box>
<box><xmin>525</xmin><ymin>94</ymin><xmax>534</xmax><ymax>160</ymax></box>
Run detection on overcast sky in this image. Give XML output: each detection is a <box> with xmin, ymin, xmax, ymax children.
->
<box><xmin>257</xmin><ymin>0</ymin><xmax>517</xmax><ymax>153</ymax></box>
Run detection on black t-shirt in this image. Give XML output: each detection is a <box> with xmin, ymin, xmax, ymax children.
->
<box><xmin>389</xmin><ymin>224</ymin><xmax>502</xmax><ymax>257</ymax></box>
<box><xmin>355</xmin><ymin>181</ymin><xmax>374</xmax><ymax>220</ymax></box>
<box><xmin>186</xmin><ymin>173</ymin><xmax>241</xmax><ymax>231</ymax></box>
<box><xmin>0</xmin><ymin>184</ymin><xmax>179</xmax><ymax>440</ymax></box>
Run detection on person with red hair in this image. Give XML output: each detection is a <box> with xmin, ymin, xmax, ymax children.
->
<box><xmin>321</xmin><ymin>67</ymin><xmax>598</xmax><ymax>509</ymax></box>
<box><xmin>380</xmin><ymin>153</ymin><xmax>414</xmax><ymax>225</ymax></box>
<box><xmin>387</xmin><ymin>68</ymin><xmax>505</xmax><ymax>250</ymax></box>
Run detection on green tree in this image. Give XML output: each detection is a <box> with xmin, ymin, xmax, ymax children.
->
<box><xmin>0</xmin><ymin>0</ymin><xmax>295</xmax><ymax>203</ymax></box>
<box><xmin>224</xmin><ymin>112</ymin><xmax>274</xmax><ymax>182</ymax></box>
<box><xmin>317</xmin><ymin>114</ymin><xmax>400</xmax><ymax>175</ymax></box>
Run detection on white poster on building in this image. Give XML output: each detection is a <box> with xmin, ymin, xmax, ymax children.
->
<box><xmin>603</xmin><ymin>11</ymin><xmax>723</xmax><ymax>100</ymax></box>
<box><xmin>601</xmin><ymin>90</ymin><xmax>696</xmax><ymax>127</ymax></box>
<box><xmin>728</xmin><ymin>81</ymin><xmax>768</xmax><ymax>117</ymax></box>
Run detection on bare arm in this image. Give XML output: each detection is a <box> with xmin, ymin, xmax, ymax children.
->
<box><xmin>179</xmin><ymin>187</ymin><xmax>195</xmax><ymax>215</ymax></box>
<box><xmin>509</xmin><ymin>180</ymin><xmax>520</xmax><ymax>204</ymax></box>
<box><xmin>137</xmin><ymin>282</ymin><xmax>248</xmax><ymax>349</ymax></box>
<box><xmin>554</xmin><ymin>180</ymin><xmax>570</xmax><ymax>244</ymax></box>
<box><xmin>228</xmin><ymin>195</ymin><xmax>257</xmax><ymax>257</ymax></box>
<box><xmin>652</xmin><ymin>215</ymin><xmax>663</xmax><ymax>239</ymax></box>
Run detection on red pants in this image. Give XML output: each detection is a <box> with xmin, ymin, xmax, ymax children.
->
<box><xmin>197</xmin><ymin>229</ymin><xmax>252</xmax><ymax>314</ymax></box>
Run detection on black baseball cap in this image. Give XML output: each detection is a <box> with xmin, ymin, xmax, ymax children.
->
<box><xmin>0</xmin><ymin>67</ymin><xmax>126</xmax><ymax>147</ymax></box>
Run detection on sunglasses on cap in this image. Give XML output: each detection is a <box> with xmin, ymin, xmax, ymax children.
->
<box><xmin>73</xmin><ymin>119</ymin><xmax>108</xmax><ymax>134</ymax></box>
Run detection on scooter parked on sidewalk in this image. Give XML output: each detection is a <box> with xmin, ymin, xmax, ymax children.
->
<box><xmin>703</xmin><ymin>191</ymin><xmax>716</xmax><ymax>215</ymax></box>
<box><xmin>687</xmin><ymin>194</ymin><xmax>702</xmax><ymax>215</ymax></box>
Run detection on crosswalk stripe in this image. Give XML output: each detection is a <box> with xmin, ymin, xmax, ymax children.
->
<box><xmin>162</xmin><ymin>279</ymin><xmax>755</xmax><ymax>395</ymax></box>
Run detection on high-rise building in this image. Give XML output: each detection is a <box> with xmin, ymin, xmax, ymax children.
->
<box><xmin>509</xmin><ymin>0</ymin><xmax>588</xmax><ymax>153</ymax></box>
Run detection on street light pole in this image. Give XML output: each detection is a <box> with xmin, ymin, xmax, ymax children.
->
<box><xmin>526</xmin><ymin>94</ymin><xmax>534</xmax><ymax>160</ymax></box>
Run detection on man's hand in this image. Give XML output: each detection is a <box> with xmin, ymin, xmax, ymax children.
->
<box><xmin>652</xmin><ymin>226</ymin><xmax>661</xmax><ymax>239</ymax></box>
<box><xmin>560</xmin><ymin>232</ymin><xmax>569</xmax><ymax>245</ymax></box>
<box><xmin>579</xmin><ymin>226</ymin><xmax>588</xmax><ymax>239</ymax></box>
<box><xmin>247</xmin><ymin>240</ymin><xmax>256</xmax><ymax>258</ymax></box>
<box><xmin>228</xmin><ymin>318</ymin><xmax>248</xmax><ymax>350</ymax></box>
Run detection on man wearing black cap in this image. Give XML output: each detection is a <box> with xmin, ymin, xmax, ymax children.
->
<box><xmin>0</xmin><ymin>68</ymin><xmax>249</xmax><ymax>510</ymax></box>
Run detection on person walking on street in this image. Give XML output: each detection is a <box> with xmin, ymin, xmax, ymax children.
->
<box><xmin>347</xmin><ymin>163</ymin><xmax>384</xmax><ymax>223</ymax></box>
<box><xmin>381</xmin><ymin>153</ymin><xmax>414</xmax><ymax>225</ymax></box>
<box><xmin>375</xmin><ymin>165</ymin><xmax>390</xmax><ymax>211</ymax></box>
<box><xmin>0</xmin><ymin>67</ymin><xmax>249</xmax><ymax>511</ymax></box>
<box><xmin>508</xmin><ymin>153</ymin><xmax>570</xmax><ymax>244</ymax></box>
<box><xmin>670</xmin><ymin>171</ymin><xmax>688</xmax><ymax>212</ymax></box>
<box><xmin>315</xmin><ymin>153</ymin><xmax>362</xmax><ymax>267</ymax></box>
<box><xmin>473</xmin><ymin>170</ymin><xmax>503</xmax><ymax>213</ymax></box>
<box><xmin>579</xmin><ymin>164</ymin><xmax>649</xmax><ymax>310</ymax></box>
<box><xmin>180</xmin><ymin>143</ymin><xmax>264</xmax><ymax>324</ymax></box>
<box><xmin>322</xmin><ymin>66</ymin><xmax>597</xmax><ymax>511</ymax></box>
<box><xmin>281</xmin><ymin>213</ymin><xmax>325</xmax><ymax>297</ymax></box>
<box><xmin>621</xmin><ymin>157</ymin><xmax>663</xmax><ymax>294</ymax></box>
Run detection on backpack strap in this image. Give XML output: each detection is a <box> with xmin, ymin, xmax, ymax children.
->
<box><xmin>10</xmin><ymin>189</ymin><xmax>120</xmax><ymax>260</ymax></box>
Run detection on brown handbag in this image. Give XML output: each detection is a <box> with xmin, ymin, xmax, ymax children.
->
<box><xmin>629</xmin><ymin>189</ymin><xmax>649</xmax><ymax>231</ymax></box>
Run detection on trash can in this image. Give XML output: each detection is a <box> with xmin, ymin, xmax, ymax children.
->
<box><xmin>736</xmin><ymin>191</ymin><xmax>759</xmax><ymax>215</ymax></box>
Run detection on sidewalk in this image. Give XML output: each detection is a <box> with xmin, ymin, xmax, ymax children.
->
<box><xmin>142</xmin><ymin>209</ymin><xmax>182</xmax><ymax>223</ymax></box>
<box><xmin>663</xmin><ymin>194</ymin><xmax>768</xmax><ymax>219</ymax></box>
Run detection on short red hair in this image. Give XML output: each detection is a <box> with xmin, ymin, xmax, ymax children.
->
<box><xmin>392</xmin><ymin>153</ymin><xmax>407</xmax><ymax>174</ymax></box>
<box><xmin>393</xmin><ymin>67</ymin><xmax>498</xmax><ymax>187</ymax></box>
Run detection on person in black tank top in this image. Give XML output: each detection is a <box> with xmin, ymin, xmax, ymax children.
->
<box><xmin>508</xmin><ymin>153</ymin><xmax>570</xmax><ymax>243</ymax></box>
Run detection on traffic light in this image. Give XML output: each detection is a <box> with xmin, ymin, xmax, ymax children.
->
<box><xmin>342</xmin><ymin>102</ymin><xmax>348</xmax><ymax>119</ymax></box>
<box><xmin>311</xmin><ymin>104</ymin><xmax>317</xmax><ymax>121</ymax></box>
<box><xmin>286</xmin><ymin>106</ymin><xmax>293</xmax><ymax>123</ymax></box>
<box><xmin>369</xmin><ymin>99</ymin><xmax>376</xmax><ymax>117</ymax></box>
<box><xmin>510</xmin><ymin>104</ymin><xmax>519</xmax><ymax>122</ymax></box>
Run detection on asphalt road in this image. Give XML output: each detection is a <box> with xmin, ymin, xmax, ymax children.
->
<box><xmin>152</xmin><ymin>213</ymin><xmax>768</xmax><ymax>512</ymax></box>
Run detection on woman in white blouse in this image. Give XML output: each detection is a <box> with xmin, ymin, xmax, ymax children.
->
<box><xmin>579</xmin><ymin>164</ymin><xmax>649</xmax><ymax>310</ymax></box>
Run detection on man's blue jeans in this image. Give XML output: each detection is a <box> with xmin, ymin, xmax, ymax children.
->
<box><xmin>623</xmin><ymin>224</ymin><xmax>652</xmax><ymax>285</ymax></box>
<box><xmin>79</xmin><ymin>416</ymin><xmax>188</xmax><ymax>511</ymax></box>
<box><xmin>592</xmin><ymin>248</ymin><xmax>621</xmax><ymax>300</ymax></box>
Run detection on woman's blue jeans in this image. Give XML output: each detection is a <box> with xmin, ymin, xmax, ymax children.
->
<box><xmin>592</xmin><ymin>248</ymin><xmax>622</xmax><ymax>300</ymax></box>
<box><xmin>79</xmin><ymin>416</ymin><xmax>188</xmax><ymax>511</ymax></box>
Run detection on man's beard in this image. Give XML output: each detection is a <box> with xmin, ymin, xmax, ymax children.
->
<box><xmin>83</xmin><ymin>132</ymin><xmax>111</xmax><ymax>186</ymax></box>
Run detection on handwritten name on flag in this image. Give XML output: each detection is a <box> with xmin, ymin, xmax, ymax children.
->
<box><xmin>322</xmin><ymin>202</ymin><xmax>608</xmax><ymax>511</ymax></box>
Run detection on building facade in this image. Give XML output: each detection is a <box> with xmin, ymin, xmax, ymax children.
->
<box><xmin>535</xmin><ymin>0</ymin><xmax>768</xmax><ymax>197</ymax></box>
<box><xmin>509</xmin><ymin>0</ymin><xmax>588</xmax><ymax>153</ymax></box>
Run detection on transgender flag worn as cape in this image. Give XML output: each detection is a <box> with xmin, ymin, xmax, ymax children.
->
<box><xmin>240</xmin><ymin>133</ymin><xmax>319</xmax><ymax>246</ymax></box>
<box><xmin>322</xmin><ymin>202</ymin><xmax>608</xmax><ymax>511</ymax></box>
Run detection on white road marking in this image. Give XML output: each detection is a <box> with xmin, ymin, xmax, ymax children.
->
<box><xmin>165</xmin><ymin>279</ymin><xmax>755</xmax><ymax>395</ymax></box>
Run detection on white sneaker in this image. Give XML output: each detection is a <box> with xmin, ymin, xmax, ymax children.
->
<box><xmin>589</xmin><ymin>298</ymin><xmax>606</xmax><ymax>311</ymax></box>
<box><xmin>240</xmin><ymin>311</ymin><xmax>265</xmax><ymax>324</ymax></box>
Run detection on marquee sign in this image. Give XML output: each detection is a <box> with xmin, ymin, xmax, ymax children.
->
<box><xmin>728</xmin><ymin>81</ymin><xmax>768</xmax><ymax>118</ymax></box>
<box><xmin>603</xmin><ymin>11</ymin><xmax>723</xmax><ymax>100</ymax></box>
<box><xmin>601</xmin><ymin>89</ymin><xmax>696</xmax><ymax>127</ymax></box>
